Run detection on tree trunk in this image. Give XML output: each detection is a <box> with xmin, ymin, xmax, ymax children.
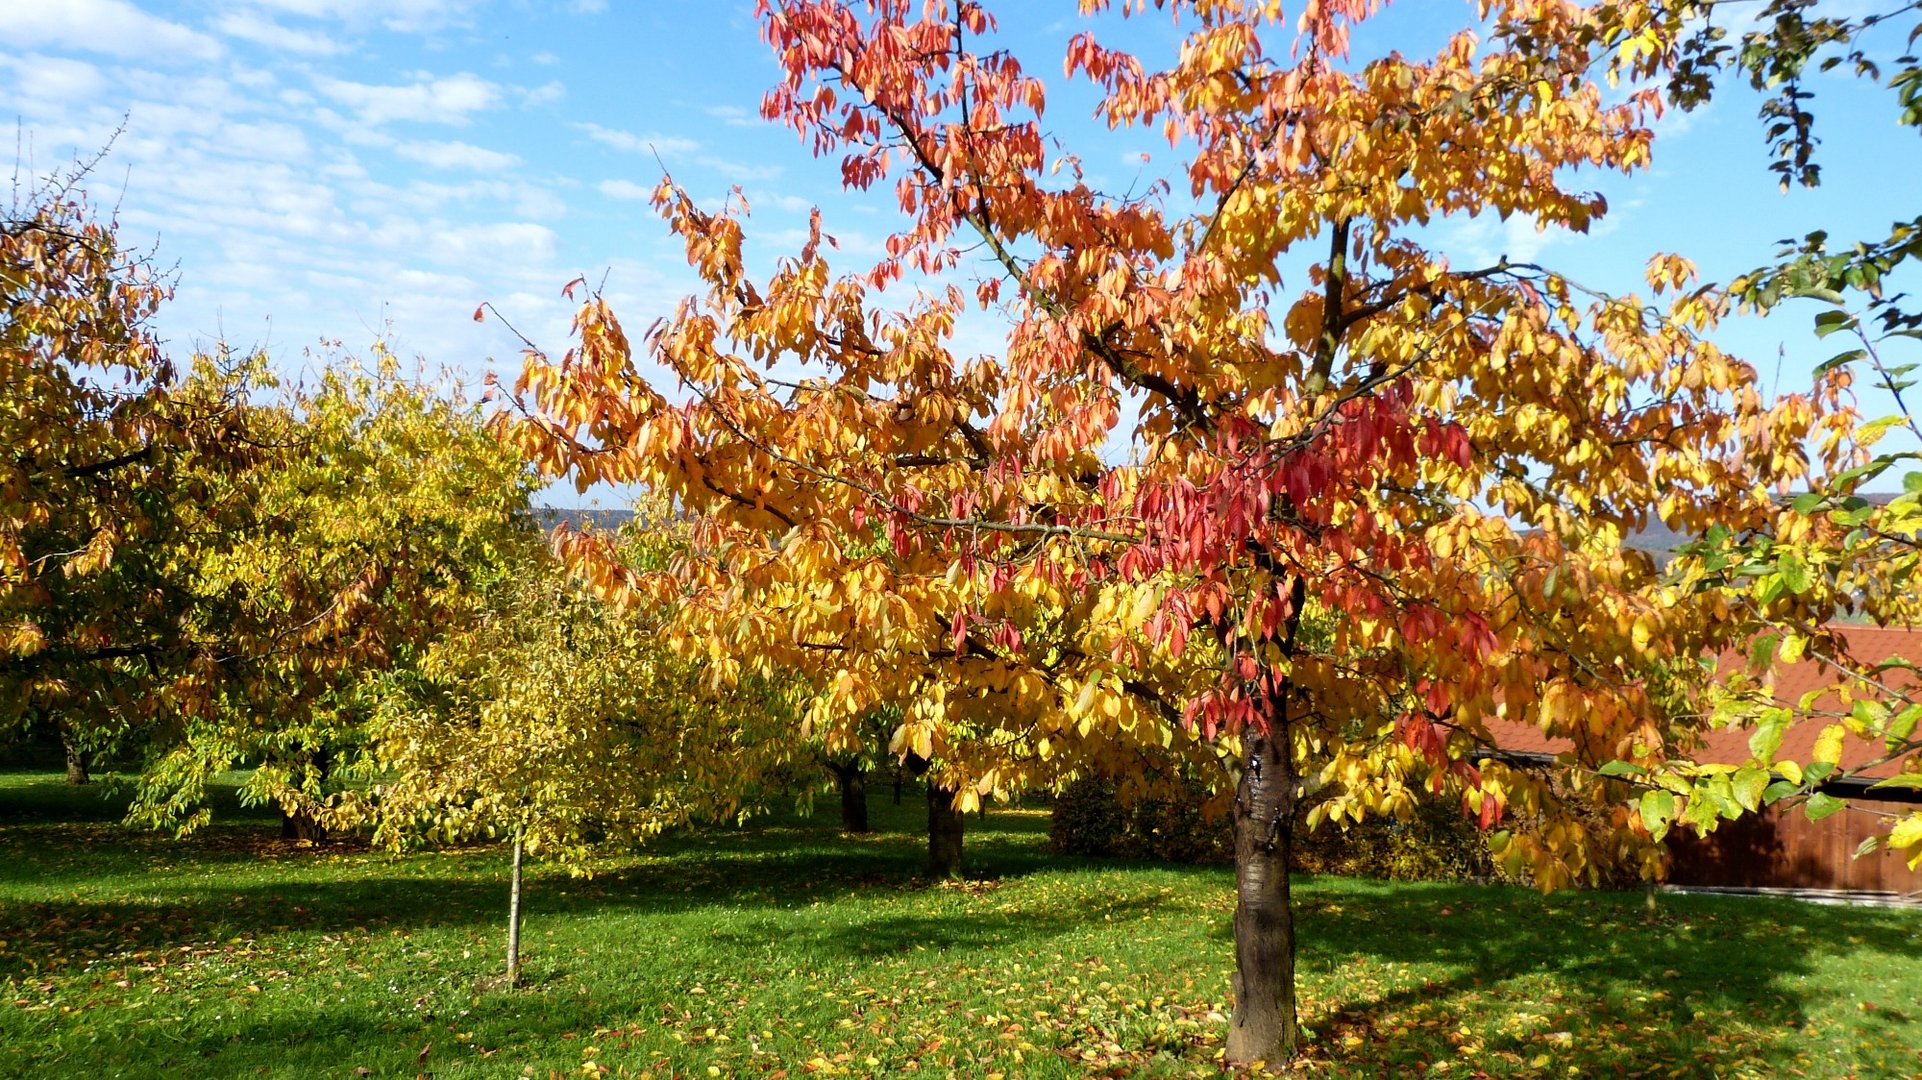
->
<box><xmin>279</xmin><ymin>749</ymin><xmax>330</xmax><ymax>841</ymax></box>
<box><xmin>280</xmin><ymin>805</ymin><xmax>328</xmax><ymax>841</ymax></box>
<box><xmin>926</xmin><ymin>782</ymin><xmax>965</xmax><ymax>878</ymax></box>
<box><xmin>831</xmin><ymin>761</ymin><xmax>871</xmax><ymax>833</ymax></box>
<box><xmin>506</xmin><ymin>830</ymin><xmax>524</xmax><ymax>987</ymax></box>
<box><xmin>59</xmin><ymin>725</ymin><xmax>90</xmax><ymax>786</ymax></box>
<box><xmin>1226</xmin><ymin>723</ymin><xmax>1299</xmax><ymax>1067</ymax></box>
<box><xmin>892</xmin><ymin>765</ymin><xmax>903</xmax><ymax>805</ymax></box>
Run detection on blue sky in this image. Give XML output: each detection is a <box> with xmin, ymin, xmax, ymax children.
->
<box><xmin>3</xmin><ymin>1</ymin><xmax>1917</xmax><ymax>505</ymax></box>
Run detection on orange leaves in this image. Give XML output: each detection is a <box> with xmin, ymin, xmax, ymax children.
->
<box><xmin>476</xmin><ymin>1</ymin><xmax>1874</xmax><ymax>923</ymax></box>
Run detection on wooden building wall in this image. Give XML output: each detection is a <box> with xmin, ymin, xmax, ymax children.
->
<box><xmin>1667</xmin><ymin>799</ymin><xmax>1922</xmax><ymax>895</ymax></box>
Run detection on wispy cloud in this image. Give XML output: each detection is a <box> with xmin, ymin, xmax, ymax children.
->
<box><xmin>243</xmin><ymin>0</ymin><xmax>483</xmax><ymax>34</ymax></box>
<box><xmin>0</xmin><ymin>0</ymin><xmax>221</xmax><ymax>62</ymax></box>
<box><xmin>704</xmin><ymin>105</ymin><xmax>756</xmax><ymax>128</ymax></box>
<box><xmin>395</xmin><ymin>139</ymin><xmax>520</xmax><ymax>171</ymax></box>
<box><xmin>211</xmin><ymin>10</ymin><xmax>342</xmax><ymax>56</ymax></box>
<box><xmin>574</xmin><ymin>121</ymin><xmax>699</xmax><ymax>156</ymax></box>
<box><xmin>598</xmin><ymin>179</ymin><xmax>652</xmax><ymax>200</ymax></box>
<box><xmin>312</xmin><ymin>72</ymin><xmax>501</xmax><ymax>126</ymax></box>
<box><xmin>699</xmin><ymin>156</ymin><xmax>784</xmax><ymax>183</ymax></box>
<box><xmin>520</xmin><ymin>80</ymin><xmax>565</xmax><ymax>108</ymax></box>
<box><xmin>0</xmin><ymin>54</ymin><xmax>107</xmax><ymax>104</ymax></box>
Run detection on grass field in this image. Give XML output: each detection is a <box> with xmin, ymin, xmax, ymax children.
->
<box><xmin>1</xmin><ymin>769</ymin><xmax>1918</xmax><ymax>1078</ymax></box>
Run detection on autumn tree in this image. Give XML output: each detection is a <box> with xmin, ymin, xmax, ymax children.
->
<box><xmin>0</xmin><ymin>168</ymin><xmax>255</xmax><ymax>783</ymax></box>
<box><xmin>346</xmin><ymin>509</ymin><xmax>798</xmax><ymax>984</ymax></box>
<box><xmin>125</xmin><ymin>351</ymin><xmax>540</xmax><ymax>839</ymax></box>
<box><xmin>503</xmin><ymin>0</ymin><xmax>1836</xmax><ymax>1064</ymax></box>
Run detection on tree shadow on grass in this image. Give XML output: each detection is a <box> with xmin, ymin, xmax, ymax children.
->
<box><xmin>1260</xmin><ymin>876</ymin><xmax>1922</xmax><ymax>1075</ymax></box>
<box><xmin>0</xmin><ymin>796</ymin><xmax>1101</xmax><ymax>981</ymax></box>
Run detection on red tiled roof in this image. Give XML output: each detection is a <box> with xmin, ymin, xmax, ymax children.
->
<box><xmin>1482</xmin><ymin>625</ymin><xmax>1921</xmax><ymax>778</ymax></box>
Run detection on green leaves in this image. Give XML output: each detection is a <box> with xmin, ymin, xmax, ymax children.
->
<box><xmin>1731</xmin><ymin>766</ymin><xmax>1771</xmax><ymax>814</ymax></box>
<box><xmin>1812</xmin><ymin>309</ymin><xmax>1855</xmax><ymax>338</ymax></box>
<box><xmin>1639</xmin><ymin>790</ymin><xmax>1677</xmax><ymax>839</ymax></box>
<box><xmin>1803</xmin><ymin>792</ymin><xmax>1847</xmax><ymax>822</ymax></box>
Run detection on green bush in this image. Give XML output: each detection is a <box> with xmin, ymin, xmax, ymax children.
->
<box><xmin>1048</xmin><ymin>776</ymin><xmax>1232</xmax><ymax>864</ymax></box>
<box><xmin>1050</xmin><ymin>777</ymin><xmax>1503</xmax><ymax>882</ymax></box>
<box><xmin>1121</xmin><ymin>782</ymin><xmax>1233</xmax><ymax>864</ymax></box>
<box><xmin>1293</xmin><ymin>793</ymin><xmax>1502</xmax><ymax>883</ymax></box>
<box><xmin>1048</xmin><ymin>776</ymin><xmax>1132</xmax><ymax>857</ymax></box>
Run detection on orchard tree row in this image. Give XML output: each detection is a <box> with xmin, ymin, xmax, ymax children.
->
<box><xmin>1</xmin><ymin>169</ymin><xmax>798</xmax><ymax>856</ymax></box>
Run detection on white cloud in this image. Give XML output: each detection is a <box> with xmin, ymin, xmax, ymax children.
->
<box><xmin>211</xmin><ymin>11</ymin><xmax>343</xmax><ymax>56</ymax></box>
<box><xmin>422</xmin><ymin>220</ymin><xmax>558</xmax><ymax>267</ymax></box>
<box><xmin>598</xmin><ymin>178</ymin><xmax>651</xmax><ymax>200</ymax></box>
<box><xmin>704</xmin><ymin>105</ymin><xmax>755</xmax><ymax>128</ymax></box>
<box><xmin>312</xmin><ymin>72</ymin><xmax>501</xmax><ymax>125</ymax></box>
<box><xmin>395</xmin><ymin>139</ymin><xmax>520</xmax><ymax>171</ymax></box>
<box><xmin>752</xmin><ymin>191</ymin><xmax>812</xmax><ymax>214</ymax></box>
<box><xmin>243</xmin><ymin>0</ymin><xmax>482</xmax><ymax>34</ymax></box>
<box><xmin>0</xmin><ymin>0</ymin><xmax>222</xmax><ymax>62</ymax></box>
<box><xmin>0</xmin><ymin>54</ymin><xmax>107</xmax><ymax>104</ymax></box>
<box><xmin>530</xmin><ymin>51</ymin><xmax>559</xmax><ymax>66</ymax></box>
<box><xmin>574</xmin><ymin>121</ymin><xmax>698</xmax><ymax>156</ymax></box>
<box><xmin>520</xmin><ymin>80</ymin><xmax>565</xmax><ymax>107</ymax></box>
<box><xmin>222</xmin><ymin>121</ymin><xmax>314</xmax><ymax>162</ymax></box>
<box><xmin>699</xmin><ymin>156</ymin><xmax>783</xmax><ymax>182</ymax></box>
<box><xmin>1449</xmin><ymin>209</ymin><xmax>1619</xmax><ymax>268</ymax></box>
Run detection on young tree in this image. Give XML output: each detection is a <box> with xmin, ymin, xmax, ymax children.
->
<box><xmin>820</xmin><ymin>707</ymin><xmax>901</xmax><ymax>833</ymax></box>
<box><xmin>348</xmin><ymin>512</ymin><xmax>798</xmax><ymax>984</ymax></box>
<box><xmin>502</xmin><ymin>0</ymin><xmax>1833</xmax><ymax>1063</ymax></box>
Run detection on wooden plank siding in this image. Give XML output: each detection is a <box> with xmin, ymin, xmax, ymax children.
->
<box><xmin>1480</xmin><ymin>624</ymin><xmax>1921</xmax><ymax>895</ymax></box>
<box><xmin>1666</xmin><ymin>800</ymin><xmax>1922</xmax><ymax>896</ymax></box>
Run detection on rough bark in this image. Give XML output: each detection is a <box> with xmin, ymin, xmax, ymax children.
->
<box><xmin>59</xmin><ymin>725</ymin><xmax>90</xmax><ymax>785</ymax></box>
<box><xmin>279</xmin><ymin>750</ymin><xmax>330</xmax><ymax>841</ymax></box>
<box><xmin>280</xmin><ymin>805</ymin><xmax>328</xmax><ymax>842</ymax></box>
<box><xmin>1225</xmin><ymin>721</ymin><xmax>1299</xmax><ymax>1066</ymax></box>
<box><xmin>830</xmin><ymin>760</ymin><xmax>871</xmax><ymax>833</ymax></box>
<box><xmin>926</xmin><ymin>782</ymin><xmax>965</xmax><ymax>878</ymax></box>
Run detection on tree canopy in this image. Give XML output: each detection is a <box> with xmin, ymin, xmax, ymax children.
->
<box><xmin>497</xmin><ymin>0</ymin><xmax>1863</xmax><ymax>1062</ymax></box>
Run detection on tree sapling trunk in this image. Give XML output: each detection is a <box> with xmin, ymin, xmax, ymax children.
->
<box><xmin>280</xmin><ymin>806</ymin><xmax>328</xmax><ymax>841</ymax></box>
<box><xmin>59</xmin><ymin>724</ymin><xmax>90</xmax><ymax>786</ymax></box>
<box><xmin>279</xmin><ymin>749</ymin><xmax>330</xmax><ymax>841</ymax></box>
<box><xmin>506</xmin><ymin>829</ymin><xmax>524</xmax><ymax>987</ymax></box>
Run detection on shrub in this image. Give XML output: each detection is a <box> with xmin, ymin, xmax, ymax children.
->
<box><xmin>1293</xmin><ymin>792</ymin><xmax>1503</xmax><ymax>882</ymax></box>
<box><xmin>1051</xmin><ymin>777</ymin><xmax>1505</xmax><ymax>882</ymax></box>
<box><xmin>1049</xmin><ymin>776</ymin><xmax>1232</xmax><ymax>864</ymax></box>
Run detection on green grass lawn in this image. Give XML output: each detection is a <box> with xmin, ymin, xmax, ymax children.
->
<box><xmin>1</xmin><ymin>770</ymin><xmax>1917</xmax><ymax>1079</ymax></box>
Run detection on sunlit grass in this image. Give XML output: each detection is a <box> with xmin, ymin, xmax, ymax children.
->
<box><xmin>1</xmin><ymin>768</ymin><xmax>1917</xmax><ymax>1078</ymax></box>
